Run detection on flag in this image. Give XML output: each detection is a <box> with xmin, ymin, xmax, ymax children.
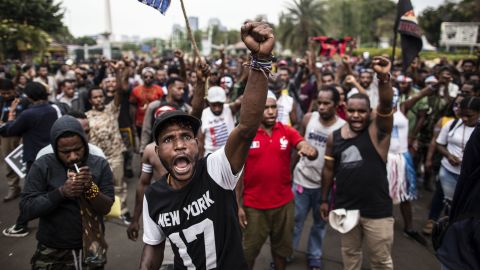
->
<box><xmin>395</xmin><ymin>0</ymin><xmax>423</xmax><ymax>72</ymax></box>
<box><xmin>311</xmin><ymin>36</ymin><xmax>353</xmax><ymax>58</ymax></box>
<box><xmin>138</xmin><ymin>0</ymin><xmax>171</xmax><ymax>15</ymax></box>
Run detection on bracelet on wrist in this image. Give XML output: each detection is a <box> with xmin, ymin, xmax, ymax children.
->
<box><xmin>84</xmin><ymin>182</ymin><xmax>99</xmax><ymax>200</ymax></box>
<box><xmin>377</xmin><ymin>72</ymin><xmax>391</xmax><ymax>83</ymax></box>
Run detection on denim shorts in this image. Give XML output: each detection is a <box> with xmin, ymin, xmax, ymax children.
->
<box><xmin>438</xmin><ymin>165</ymin><xmax>459</xmax><ymax>201</ymax></box>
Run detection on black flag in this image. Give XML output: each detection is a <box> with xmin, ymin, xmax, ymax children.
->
<box><xmin>394</xmin><ymin>0</ymin><xmax>423</xmax><ymax>72</ymax></box>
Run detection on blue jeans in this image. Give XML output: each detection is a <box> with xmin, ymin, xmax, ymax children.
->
<box><xmin>292</xmin><ymin>183</ymin><xmax>326</xmax><ymax>268</ymax></box>
<box><xmin>439</xmin><ymin>165</ymin><xmax>459</xmax><ymax>201</ymax></box>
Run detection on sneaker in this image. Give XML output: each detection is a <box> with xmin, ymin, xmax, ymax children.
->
<box><xmin>422</xmin><ymin>219</ymin><xmax>434</xmax><ymax>235</ymax></box>
<box><xmin>3</xmin><ymin>224</ymin><xmax>29</xmax><ymax>237</ymax></box>
<box><xmin>404</xmin><ymin>230</ymin><xmax>427</xmax><ymax>246</ymax></box>
<box><xmin>120</xmin><ymin>212</ymin><xmax>132</xmax><ymax>225</ymax></box>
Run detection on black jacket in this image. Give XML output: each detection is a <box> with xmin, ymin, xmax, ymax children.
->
<box><xmin>20</xmin><ymin>115</ymin><xmax>114</xmax><ymax>249</ymax></box>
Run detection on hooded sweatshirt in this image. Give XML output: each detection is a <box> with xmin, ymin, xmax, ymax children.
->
<box><xmin>20</xmin><ymin>115</ymin><xmax>114</xmax><ymax>249</ymax></box>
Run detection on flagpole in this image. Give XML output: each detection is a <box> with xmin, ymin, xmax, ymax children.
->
<box><xmin>391</xmin><ymin>29</ymin><xmax>398</xmax><ymax>66</ymax></box>
<box><xmin>179</xmin><ymin>0</ymin><xmax>201</xmax><ymax>61</ymax></box>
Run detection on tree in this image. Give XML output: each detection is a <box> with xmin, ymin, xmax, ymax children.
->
<box><xmin>276</xmin><ymin>0</ymin><xmax>327</xmax><ymax>54</ymax></box>
<box><xmin>0</xmin><ymin>0</ymin><xmax>70</xmax><ymax>60</ymax></box>
<box><xmin>73</xmin><ymin>36</ymin><xmax>97</xmax><ymax>46</ymax></box>
<box><xmin>419</xmin><ymin>0</ymin><xmax>479</xmax><ymax>47</ymax></box>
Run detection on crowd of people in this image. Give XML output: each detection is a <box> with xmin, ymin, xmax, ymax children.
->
<box><xmin>0</xmin><ymin>21</ymin><xmax>479</xmax><ymax>270</ymax></box>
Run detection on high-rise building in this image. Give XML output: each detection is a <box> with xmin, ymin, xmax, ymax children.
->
<box><xmin>188</xmin><ymin>16</ymin><xmax>199</xmax><ymax>31</ymax></box>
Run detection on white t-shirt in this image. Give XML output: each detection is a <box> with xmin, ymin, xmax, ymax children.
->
<box><xmin>389</xmin><ymin>110</ymin><xmax>409</xmax><ymax>154</ymax></box>
<box><xmin>436</xmin><ymin>119</ymin><xmax>475</xmax><ymax>174</ymax></box>
<box><xmin>201</xmin><ymin>105</ymin><xmax>235</xmax><ymax>156</ymax></box>
<box><xmin>277</xmin><ymin>90</ymin><xmax>294</xmax><ymax>126</ymax></box>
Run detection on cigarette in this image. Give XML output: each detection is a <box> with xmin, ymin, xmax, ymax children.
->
<box><xmin>74</xmin><ymin>163</ymin><xmax>80</xmax><ymax>173</ymax></box>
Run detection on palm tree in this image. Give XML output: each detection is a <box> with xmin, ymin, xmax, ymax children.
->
<box><xmin>277</xmin><ymin>0</ymin><xmax>327</xmax><ymax>54</ymax></box>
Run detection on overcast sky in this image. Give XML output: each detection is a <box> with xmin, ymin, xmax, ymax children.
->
<box><xmin>59</xmin><ymin>0</ymin><xmax>445</xmax><ymax>40</ymax></box>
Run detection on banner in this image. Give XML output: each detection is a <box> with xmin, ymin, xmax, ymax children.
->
<box><xmin>395</xmin><ymin>0</ymin><xmax>423</xmax><ymax>72</ymax></box>
<box><xmin>5</xmin><ymin>144</ymin><xmax>27</xmax><ymax>179</ymax></box>
<box><xmin>311</xmin><ymin>36</ymin><xmax>353</xmax><ymax>58</ymax></box>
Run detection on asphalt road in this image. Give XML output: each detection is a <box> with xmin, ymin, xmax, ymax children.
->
<box><xmin>0</xmin><ymin>155</ymin><xmax>441</xmax><ymax>269</ymax></box>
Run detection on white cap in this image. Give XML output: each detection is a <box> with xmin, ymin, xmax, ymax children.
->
<box><xmin>207</xmin><ymin>86</ymin><xmax>226</xmax><ymax>103</ymax></box>
<box><xmin>329</xmin><ymin>209</ymin><xmax>360</xmax><ymax>234</ymax></box>
<box><xmin>267</xmin><ymin>90</ymin><xmax>277</xmax><ymax>101</ymax></box>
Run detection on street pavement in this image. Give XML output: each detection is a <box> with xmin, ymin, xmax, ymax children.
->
<box><xmin>0</xmin><ymin>155</ymin><xmax>441</xmax><ymax>269</ymax></box>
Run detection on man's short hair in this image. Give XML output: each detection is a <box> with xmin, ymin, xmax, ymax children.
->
<box><xmin>462</xmin><ymin>59</ymin><xmax>476</xmax><ymax>66</ymax></box>
<box><xmin>347</xmin><ymin>93</ymin><xmax>371</xmax><ymax>108</ymax></box>
<box><xmin>24</xmin><ymin>82</ymin><xmax>48</xmax><ymax>101</ymax></box>
<box><xmin>0</xmin><ymin>78</ymin><xmax>14</xmax><ymax>91</ymax></box>
<box><xmin>38</xmin><ymin>64</ymin><xmax>49</xmax><ymax>71</ymax></box>
<box><xmin>321</xmin><ymin>71</ymin><xmax>335</xmax><ymax>80</ymax></box>
<box><xmin>319</xmin><ymin>84</ymin><xmax>340</xmax><ymax>105</ymax></box>
<box><xmin>87</xmin><ymin>86</ymin><xmax>104</xmax><ymax>100</ymax></box>
<box><xmin>166</xmin><ymin>77</ymin><xmax>184</xmax><ymax>88</ymax></box>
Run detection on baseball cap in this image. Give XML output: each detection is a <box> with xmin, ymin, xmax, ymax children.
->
<box><xmin>154</xmin><ymin>105</ymin><xmax>177</xmax><ymax>119</ymax></box>
<box><xmin>206</xmin><ymin>86</ymin><xmax>226</xmax><ymax>103</ymax></box>
<box><xmin>152</xmin><ymin>111</ymin><xmax>201</xmax><ymax>144</ymax></box>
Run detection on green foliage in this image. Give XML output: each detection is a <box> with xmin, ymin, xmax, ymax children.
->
<box><xmin>0</xmin><ymin>0</ymin><xmax>69</xmax><ymax>60</ymax></box>
<box><xmin>276</xmin><ymin>0</ymin><xmax>397</xmax><ymax>54</ymax></box>
<box><xmin>0</xmin><ymin>20</ymin><xmax>51</xmax><ymax>60</ymax></box>
<box><xmin>277</xmin><ymin>0</ymin><xmax>327</xmax><ymax>54</ymax></box>
<box><xmin>73</xmin><ymin>36</ymin><xmax>97</xmax><ymax>46</ymax></box>
<box><xmin>0</xmin><ymin>0</ymin><xmax>64</xmax><ymax>34</ymax></box>
<box><xmin>419</xmin><ymin>0</ymin><xmax>479</xmax><ymax>47</ymax></box>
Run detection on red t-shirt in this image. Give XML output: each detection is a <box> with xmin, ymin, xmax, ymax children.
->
<box><xmin>242</xmin><ymin>122</ymin><xmax>304</xmax><ymax>210</ymax></box>
<box><xmin>130</xmin><ymin>84</ymin><xmax>164</xmax><ymax>127</ymax></box>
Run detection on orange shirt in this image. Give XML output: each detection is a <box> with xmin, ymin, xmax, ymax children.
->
<box><xmin>130</xmin><ymin>84</ymin><xmax>164</xmax><ymax>127</ymax></box>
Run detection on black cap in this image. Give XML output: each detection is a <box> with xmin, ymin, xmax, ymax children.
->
<box><xmin>152</xmin><ymin>111</ymin><xmax>201</xmax><ymax>144</ymax></box>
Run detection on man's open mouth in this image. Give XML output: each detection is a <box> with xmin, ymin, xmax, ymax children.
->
<box><xmin>172</xmin><ymin>156</ymin><xmax>192</xmax><ymax>175</ymax></box>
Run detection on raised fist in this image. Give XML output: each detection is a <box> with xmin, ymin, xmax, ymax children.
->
<box><xmin>241</xmin><ymin>21</ymin><xmax>275</xmax><ymax>59</ymax></box>
<box><xmin>372</xmin><ymin>56</ymin><xmax>391</xmax><ymax>75</ymax></box>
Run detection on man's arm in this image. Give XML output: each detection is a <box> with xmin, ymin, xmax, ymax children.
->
<box><xmin>235</xmin><ymin>174</ymin><xmax>247</xmax><ymax>229</ymax></box>
<box><xmin>20</xmin><ymin>163</ymin><xmax>65</xmax><ymax>221</ymax></box>
<box><xmin>139</xmin><ymin>242</ymin><xmax>165</xmax><ymax>270</ymax></box>
<box><xmin>198</xmin><ymin>130</ymin><xmax>206</xmax><ymax>158</ymax></box>
<box><xmin>82</xmin><ymin>163</ymin><xmax>114</xmax><ymax>215</ymax></box>
<box><xmin>228</xmin><ymin>96</ymin><xmax>243</xmax><ymax>115</ymax></box>
<box><xmin>224</xmin><ymin>22</ymin><xmax>275</xmax><ymax>174</ymax></box>
<box><xmin>175</xmin><ymin>49</ymin><xmax>188</xmax><ymax>82</ymax></box>
<box><xmin>320</xmin><ymin>133</ymin><xmax>335</xmax><ymax>220</ymax></box>
<box><xmin>371</xmin><ymin>56</ymin><xmax>394</xmax><ymax>141</ymax></box>
<box><xmin>140</xmin><ymin>102</ymin><xmax>158</xmax><ymax>153</ymax></box>
<box><xmin>128</xmin><ymin>152</ymin><xmax>154</xmax><ymax>241</ymax></box>
<box><xmin>401</xmin><ymin>85</ymin><xmax>435</xmax><ymax>113</ymax></box>
<box><xmin>190</xmin><ymin>63</ymin><xmax>209</xmax><ymax>119</ymax></box>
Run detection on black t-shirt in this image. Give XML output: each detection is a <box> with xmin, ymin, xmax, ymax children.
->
<box><xmin>332</xmin><ymin>128</ymin><xmax>392</xmax><ymax>218</ymax></box>
<box><xmin>143</xmin><ymin>149</ymin><xmax>247</xmax><ymax>269</ymax></box>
